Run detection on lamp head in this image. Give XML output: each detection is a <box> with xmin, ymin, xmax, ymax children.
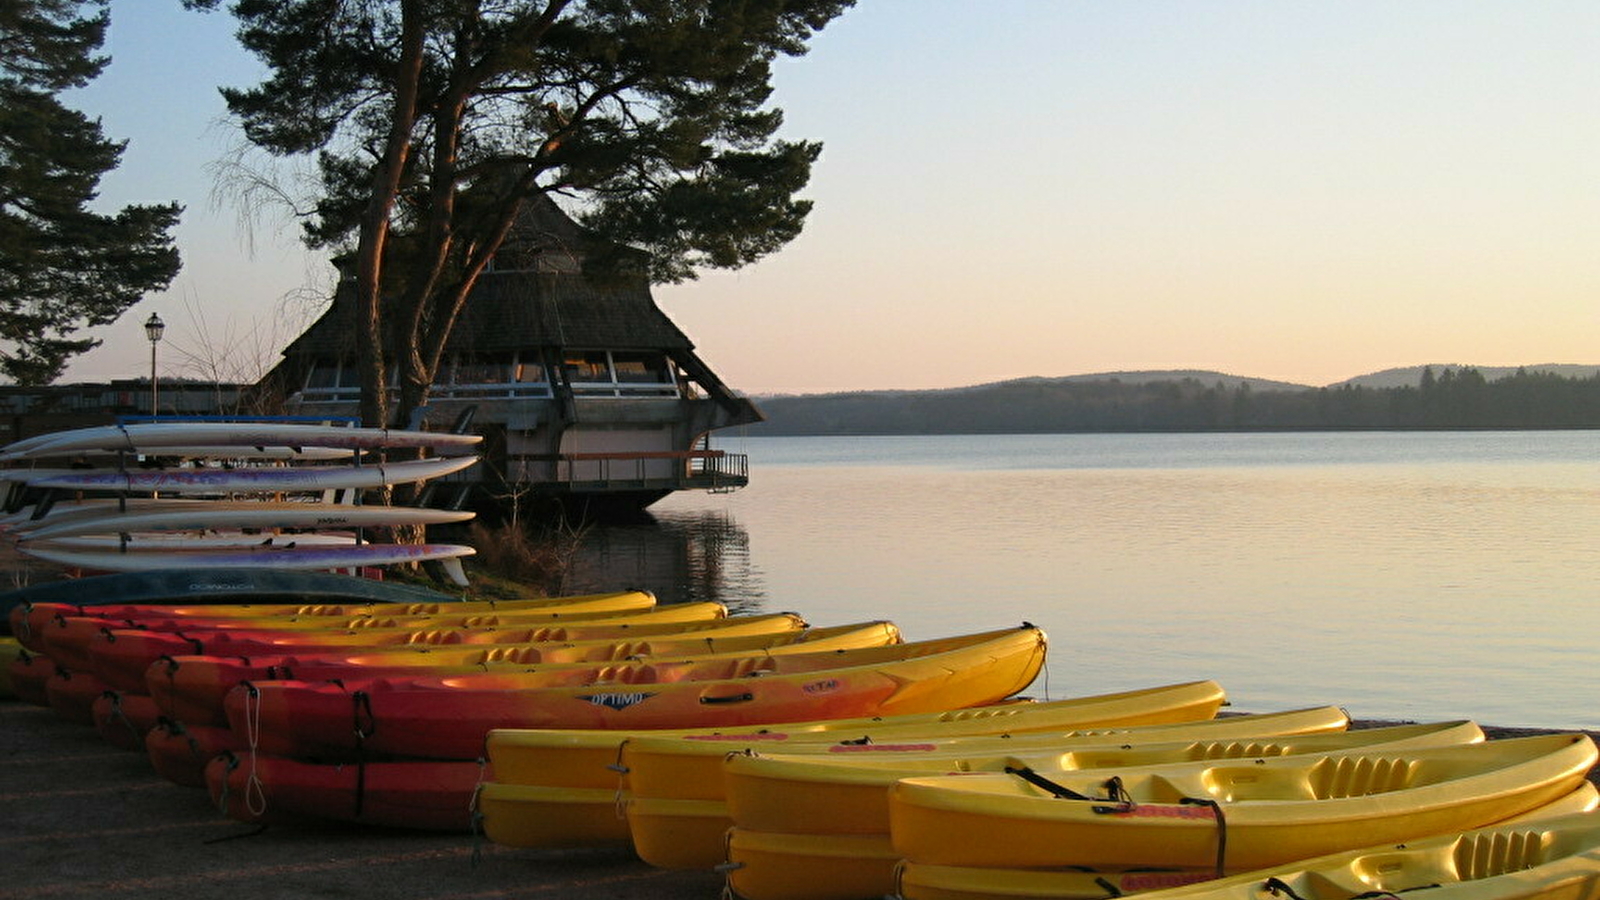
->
<box><xmin>144</xmin><ymin>312</ymin><xmax>165</xmax><ymax>343</ymax></box>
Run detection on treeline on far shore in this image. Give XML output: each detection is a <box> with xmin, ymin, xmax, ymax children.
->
<box><xmin>749</xmin><ymin>367</ymin><xmax>1600</xmax><ymax>435</ymax></box>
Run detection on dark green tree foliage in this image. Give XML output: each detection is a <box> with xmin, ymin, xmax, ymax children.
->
<box><xmin>186</xmin><ymin>0</ymin><xmax>850</xmax><ymax>427</ymax></box>
<box><xmin>0</xmin><ymin>0</ymin><xmax>182</xmax><ymax>384</ymax></box>
<box><xmin>752</xmin><ymin>370</ymin><xmax>1600</xmax><ymax>435</ymax></box>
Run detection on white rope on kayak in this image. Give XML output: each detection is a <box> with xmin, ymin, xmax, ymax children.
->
<box><xmin>241</xmin><ymin>683</ymin><xmax>268</xmax><ymax>817</ymax></box>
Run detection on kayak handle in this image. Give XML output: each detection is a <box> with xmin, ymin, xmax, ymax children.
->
<box><xmin>699</xmin><ymin>691</ymin><xmax>755</xmax><ymax>705</ymax></box>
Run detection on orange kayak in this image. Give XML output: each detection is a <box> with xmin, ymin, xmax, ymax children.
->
<box><xmin>223</xmin><ymin>625</ymin><xmax>1049</xmax><ymax>760</ymax></box>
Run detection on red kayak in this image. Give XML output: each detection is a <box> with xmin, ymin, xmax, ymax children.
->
<box><xmin>147</xmin><ymin>620</ymin><xmax>894</xmax><ymax>726</ymax></box>
<box><xmin>85</xmin><ymin>603</ymin><xmax>747</xmax><ymax>692</ymax></box>
<box><xmin>207</xmin><ymin>751</ymin><xmax>488</xmax><ymax>831</ymax></box>
<box><xmin>7</xmin><ymin>647</ymin><xmax>55</xmax><ymax>705</ymax></box>
<box><xmin>146</xmin><ymin>719</ymin><xmax>248</xmax><ymax>788</ymax></box>
<box><xmin>221</xmin><ymin>626</ymin><xmax>1049</xmax><ymax>761</ymax></box>
<box><xmin>42</xmin><ymin>666</ymin><xmax>110</xmax><ymax>725</ymax></box>
<box><xmin>45</xmin><ymin>601</ymin><xmax>726</xmax><ymax>683</ymax></box>
<box><xmin>91</xmin><ymin>690</ymin><xmax>162</xmax><ymax>751</ymax></box>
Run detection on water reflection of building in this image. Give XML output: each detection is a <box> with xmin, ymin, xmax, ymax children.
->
<box><xmin>560</xmin><ymin>510</ymin><xmax>766</xmax><ymax>614</ymax></box>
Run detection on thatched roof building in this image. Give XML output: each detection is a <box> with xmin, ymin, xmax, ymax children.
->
<box><xmin>267</xmin><ymin>193</ymin><xmax>760</xmax><ymax>513</ymax></box>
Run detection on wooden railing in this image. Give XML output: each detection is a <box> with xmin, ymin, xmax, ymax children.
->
<box><xmin>507</xmin><ymin>449</ymin><xmax>749</xmax><ymax>492</ymax></box>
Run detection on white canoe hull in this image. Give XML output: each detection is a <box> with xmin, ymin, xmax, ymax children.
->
<box><xmin>15</xmin><ymin>501</ymin><xmax>475</xmax><ymax>541</ymax></box>
<box><xmin>30</xmin><ymin>533</ymin><xmax>362</xmax><ymax>551</ymax></box>
<box><xmin>17</xmin><ymin>541</ymin><xmax>476</xmax><ymax>585</ymax></box>
<box><xmin>25</xmin><ymin>456</ymin><xmax>478</xmax><ymax>494</ymax></box>
<box><xmin>1</xmin><ymin>423</ymin><xmax>481</xmax><ymax>460</ymax></box>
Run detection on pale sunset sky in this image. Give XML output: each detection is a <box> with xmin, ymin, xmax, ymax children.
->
<box><xmin>60</xmin><ymin>1</ymin><xmax>1599</xmax><ymax>394</ymax></box>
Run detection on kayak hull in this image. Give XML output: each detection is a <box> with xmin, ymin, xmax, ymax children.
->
<box><xmin>225</xmin><ymin>626</ymin><xmax>1049</xmax><ymax>760</ymax></box>
<box><xmin>485</xmin><ymin>679</ymin><xmax>1229</xmax><ymax>791</ymax></box>
<box><xmin>886</xmin><ymin>734</ymin><xmax>1599</xmax><ymax>870</ymax></box>
<box><xmin>148</xmin><ymin>620</ymin><xmax>897</xmax><ymax>727</ymax></box>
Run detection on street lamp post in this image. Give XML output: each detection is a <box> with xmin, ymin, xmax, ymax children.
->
<box><xmin>144</xmin><ymin>312</ymin><xmax>164</xmax><ymax>416</ymax></box>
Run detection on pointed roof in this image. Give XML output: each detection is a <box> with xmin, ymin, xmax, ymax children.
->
<box><xmin>278</xmin><ymin>193</ymin><xmax>692</xmax><ymax>360</ymax></box>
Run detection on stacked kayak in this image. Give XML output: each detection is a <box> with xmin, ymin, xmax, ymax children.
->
<box><xmin>476</xmin><ymin>679</ymin><xmax>1236</xmax><ymax>852</ymax></box>
<box><xmin>3</xmin><ymin>574</ymin><xmax>1082</xmax><ymax>836</ymax></box>
<box><xmin>1</xmin><ymin>421</ymin><xmax>482</xmax><ymax>583</ymax></box>
<box><xmin>893</xmin><ymin>794</ymin><xmax>1600</xmax><ymax>900</ymax></box>
<box><xmin>216</xmin><ymin>624</ymin><xmax>1049</xmax><ymax>759</ymax></box>
<box><xmin>14</xmin><ymin>591</ymin><xmax>718</xmax><ymax>722</ymax></box>
<box><xmin>197</xmin><ymin>626</ymin><xmax>1044</xmax><ymax>829</ymax></box>
<box><xmin>715</xmin><ymin>720</ymin><xmax>1486</xmax><ymax>900</ymax></box>
<box><xmin>883</xmin><ymin>733</ymin><xmax>1596</xmax><ymax>872</ymax></box>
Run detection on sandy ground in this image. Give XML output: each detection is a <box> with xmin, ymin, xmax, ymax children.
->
<box><xmin>0</xmin><ymin>699</ymin><xmax>723</xmax><ymax>900</ymax></box>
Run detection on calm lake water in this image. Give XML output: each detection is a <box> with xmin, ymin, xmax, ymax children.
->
<box><xmin>562</xmin><ymin>432</ymin><xmax>1600</xmax><ymax>731</ymax></box>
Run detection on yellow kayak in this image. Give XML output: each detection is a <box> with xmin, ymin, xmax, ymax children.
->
<box><xmin>485</xmin><ymin>679</ymin><xmax>1230</xmax><ymax>790</ymax></box>
<box><xmin>887</xmin><ymin>733</ymin><xmax>1599</xmax><ymax>872</ymax></box>
<box><xmin>647</xmin><ymin>720</ymin><xmax>1482</xmax><ymax>873</ymax></box>
<box><xmin>892</xmin><ymin>790</ymin><xmax>1600</xmax><ymax>900</ymax></box>
<box><xmin>627</xmin><ymin>706</ymin><xmax>1351</xmax><ymax>805</ymax></box>
<box><xmin>476</xmin><ymin>682</ymin><xmax>1245</xmax><ymax>854</ymax></box>
<box><xmin>723</xmin><ymin>719</ymin><xmax>1486</xmax><ymax>836</ymax></box>
<box><xmin>74</xmin><ymin>601</ymin><xmax>736</xmax><ymax>691</ymax></box>
<box><xmin>18</xmin><ymin>589</ymin><xmax>661</xmax><ymax>654</ymax></box>
<box><xmin>725</xmin><ymin>786</ymin><xmax>1600</xmax><ymax>900</ymax></box>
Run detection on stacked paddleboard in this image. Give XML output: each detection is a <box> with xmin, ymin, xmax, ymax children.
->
<box><xmin>0</xmin><ymin>421</ymin><xmax>482</xmax><ymax>583</ymax></box>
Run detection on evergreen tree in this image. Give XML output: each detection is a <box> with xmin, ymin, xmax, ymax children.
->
<box><xmin>0</xmin><ymin>0</ymin><xmax>182</xmax><ymax>384</ymax></box>
<box><xmin>185</xmin><ymin>0</ymin><xmax>851</xmax><ymax>428</ymax></box>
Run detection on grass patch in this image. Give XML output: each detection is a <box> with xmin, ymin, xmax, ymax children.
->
<box><xmin>459</xmin><ymin>519</ymin><xmax>587</xmax><ymax>595</ymax></box>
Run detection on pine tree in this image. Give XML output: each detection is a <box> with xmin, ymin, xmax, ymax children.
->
<box><xmin>0</xmin><ymin>0</ymin><xmax>182</xmax><ymax>384</ymax></box>
<box><xmin>184</xmin><ymin>0</ymin><xmax>850</xmax><ymax>427</ymax></box>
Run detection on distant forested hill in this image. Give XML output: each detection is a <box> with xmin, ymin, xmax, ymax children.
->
<box><xmin>748</xmin><ymin>366</ymin><xmax>1600</xmax><ymax>435</ymax></box>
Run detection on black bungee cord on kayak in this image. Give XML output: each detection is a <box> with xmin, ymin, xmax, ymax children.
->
<box><xmin>204</xmin><ymin>750</ymin><xmax>267</xmax><ymax>843</ymax></box>
<box><xmin>1178</xmin><ymin>795</ymin><xmax>1228</xmax><ymax>878</ymax></box>
<box><xmin>1003</xmin><ymin>766</ymin><xmax>1231</xmax><ymax>878</ymax></box>
<box><xmin>99</xmin><ymin>689</ymin><xmax>141</xmax><ymax>746</ymax></box>
<box><xmin>1002</xmin><ymin>766</ymin><xmax>1136</xmax><ymax>811</ymax></box>
<box><xmin>1262</xmin><ymin>875</ymin><xmax>1442</xmax><ymax>900</ymax></box>
<box><xmin>350</xmin><ymin>688</ymin><xmax>378</xmax><ymax>818</ymax></box>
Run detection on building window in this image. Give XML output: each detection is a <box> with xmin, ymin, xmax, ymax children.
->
<box><xmin>612</xmin><ymin>352</ymin><xmax>672</xmax><ymax>384</ymax></box>
<box><xmin>563</xmin><ymin>352</ymin><xmax>612</xmax><ymax>385</ymax></box>
<box><xmin>563</xmin><ymin>350</ymin><xmax>679</xmax><ymax>398</ymax></box>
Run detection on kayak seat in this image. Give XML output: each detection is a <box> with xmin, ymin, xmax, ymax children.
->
<box><xmin>346</xmin><ymin>617</ymin><xmax>402</xmax><ymax>630</ymax></box>
<box><xmin>729</xmin><ymin>656</ymin><xmax>778</xmax><ymax>679</ymax></box>
<box><xmin>405</xmin><ymin>630</ymin><xmax>458</xmax><ymax>645</ymax></box>
<box><xmin>1451</xmin><ymin>828</ymin><xmax>1548</xmax><ymax>879</ymax></box>
<box><xmin>1307</xmin><ymin>756</ymin><xmax>1417</xmax><ymax>799</ymax></box>
<box><xmin>481</xmin><ymin>646</ymin><xmax>540</xmax><ymax>665</ymax></box>
<box><xmin>608</xmin><ymin>641</ymin><xmax>651</xmax><ymax>660</ymax></box>
<box><xmin>1191</xmin><ymin>740</ymin><xmax>1296</xmax><ymax>761</ymax></box>
<box><xmin>593</xmin><ymin>664</ymin><xmax>655</xmax><ymax>685</ymax></box>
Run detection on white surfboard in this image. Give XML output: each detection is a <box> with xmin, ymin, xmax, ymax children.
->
<box><xmin>69</xmin><ymin>445</ymin><xmax>359</xmax><ymax>461</ymax></box>
<box><xmin>24</xmin><ymin>455</ymin><xmax>478</xmax><ymax>494</ymax></box>
<box><xmin>15</xmin><ymin>501</ymin><xmax>476</xmax><ymax>541</ymax></box>
<box><xmin>30</xmin><ymin>532</ymin><xmax>362</xmax><ymax>551</ymax></box>
<box><xmin>16</xmin><ymin>541</ymin><xmax>476</xmax><ymax>585</ymax></box>
<box><xmin>1</xmin><ymin>422</ymin><xmax>481</xmax><ymax>461</ymax></box>
<box><xmin>2</xmin><ymin>498</ymin><xmax>216</xmax><ymax>533</ymax></box>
